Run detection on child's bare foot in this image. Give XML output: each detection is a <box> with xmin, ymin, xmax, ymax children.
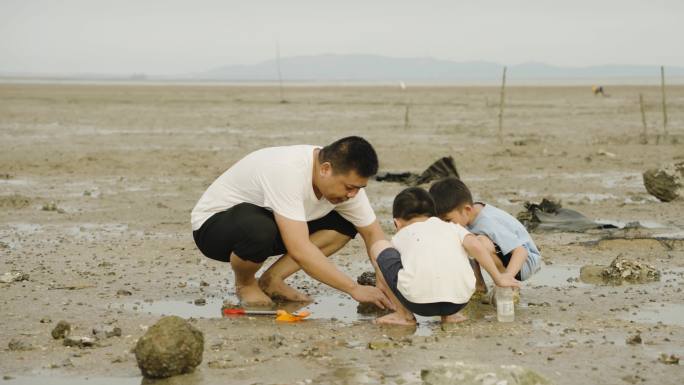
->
<box><xmin>258</xmin><ymin>275</ymin><xmax>312</xmax><ymax>302</ymax></box>
<box><xmin>237</xmin><ymin>283</ymin><xmax>273</xmax><ymax>306</ymax></box>
<box><xmin>374</xmin><ymin>312</ymin><xmax>416</xmax><ymax>326</ymax></box>
<box><xmin>441</xmin><ymin>313</ymin><xmax>468</xmax><ymax>323</ymax></box>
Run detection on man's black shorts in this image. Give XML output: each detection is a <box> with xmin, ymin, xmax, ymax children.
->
<box><xmin>192</xmin><ymin>202</ymin><xmax>358</xmax><ymax>264</ymax></box>
<box><xmin>377</xmin><ymin>247</ymin><xmax>467</xmax><ymax>317</ymax></box>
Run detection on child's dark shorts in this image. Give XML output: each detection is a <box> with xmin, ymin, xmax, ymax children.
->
<box><xmin>377</xmin><ymin>247</ymin><xmax>467</xmax><ymax>317</ymax></box>
<box><xmin>494</xmin><ymin>244</ymin><xmax>523</xmax><ymax>281</ymax></box>
<box><xmin>192</xmin><ymin>203</ymin><xmax>357</xmax><ymax>263</ymax></box>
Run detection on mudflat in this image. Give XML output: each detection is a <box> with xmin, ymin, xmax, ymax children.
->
<box><xmin>1</xmin><ymin>83</ymin><xmax>683</xmax><ymax>384</ymax></box>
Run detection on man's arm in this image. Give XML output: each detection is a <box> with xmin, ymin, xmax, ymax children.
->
<box><xmin>274</xmin><ymin>213</ymin><xmax>392</xmax><ymax>309</ymax></box>
<box><xmin>356</xmin><ymin>219</ymin><xmax>387</xmax><ymax>263</ymax></box>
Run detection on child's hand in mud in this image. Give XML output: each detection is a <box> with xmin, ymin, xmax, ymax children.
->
<box><xmin>495</xmin><ymin>272</ymin><xmax>520</xmax><ymax>288</ymax></box>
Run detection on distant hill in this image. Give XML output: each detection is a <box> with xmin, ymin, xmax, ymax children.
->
<box><xmin>197</xmin><ymin>54</ymin><xmax>684</xmax><ymax>83</ymax></box>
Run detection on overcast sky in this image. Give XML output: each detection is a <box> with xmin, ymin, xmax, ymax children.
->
<box><xmin>1</xmin><ymin>0</ymin><xmax>682</xmax><ymax>75</ymax></box>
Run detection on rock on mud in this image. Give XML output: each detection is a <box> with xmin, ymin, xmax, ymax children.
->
<box><xmin>421</xmin><ymin>361</ymin><xmax>552</xmax><ymax>385</ymax></box>
<box><xmin>134</xmin><ymin>316</ymin><xmax>204</xmax><ymax>379</ymax></box>
<box><xmin>63</xmin><ymin>336</ymin><xmax>96</xmax><ymax>348</ymax></box>
<box><xmin>8</xmin><ymin>338</ymin><xmax>34</xmax><ymax>351</ymax></box>
<box><xmin>643</xmin><ymin>162</ymin><xmax>684</xmax><ymax>202</ymax></box>
<box><xmin>0</xmin><ymin>271</ymin><xmax>29</xmax><ymax>283</ymax></box>
<box><xmin>93</xmin><ymin>325</ymin><xmax>122</xmax><ymax>339</ymax></box>
<box><xmin>51</xmin><ymin>320</ymin><xmax>71</xmax><ymax>339</ymax></box>
<box><xmin>356</xmin><ymin>271</ymin><xmax>376</xmax><ymax>286</ymax></box>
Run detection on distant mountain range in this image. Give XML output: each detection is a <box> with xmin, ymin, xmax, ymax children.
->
<box><xmin>3</xmin><ymin>54</ymin><xmax>683</xmax><ymax>84</ymax></box>
<box><xmin>196</xmin><ymin>54</ymin><xmax>684</xmax><ymax>83</ymax></box>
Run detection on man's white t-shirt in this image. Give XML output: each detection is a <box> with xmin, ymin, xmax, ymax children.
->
<box><xmin>393</xmin><ymin>217</ymin><xmax>476</xmax><ymax>304</ymax></box>
<box><xmin>191</xmin><ymin>145</ymin><xmax>376</xmax><ymax>231</ymax></box>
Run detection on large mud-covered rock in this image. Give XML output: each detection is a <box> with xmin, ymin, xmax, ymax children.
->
<box><xmin>643</xmin><ymin>162</ymin><xmax>684</xmax><ymax>202</ymax></box>
<box><xmin>422</xmin><ymin>361</ymin><xmax>552</xmax><ymax>385</ymax></box>
<box><xmin>134</xmin><ymin>316</ymin><xmax>204</xmax><ymax>379</ymax></box>
<box><xmin>601</xmin><ymin>255</ymin><xmax>660</xmax><ymax>284</ymax></box>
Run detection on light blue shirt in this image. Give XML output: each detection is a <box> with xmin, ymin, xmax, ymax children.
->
<box><xmin>467</xmin><ymin>203</ymin><xmax>541</xmax><ymax>280</ymax></box>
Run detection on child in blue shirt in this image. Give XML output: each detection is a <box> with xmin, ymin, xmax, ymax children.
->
<box><xmin>429</xmin><ymin>177</ymin><xmax>541</xmax><ymax>293</ymax></box>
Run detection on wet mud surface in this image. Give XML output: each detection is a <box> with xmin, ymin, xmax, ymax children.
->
<box><xmin>1</xmin><ymin>84</ymin><xmax>683</xmax><ymax>384</ymax></box>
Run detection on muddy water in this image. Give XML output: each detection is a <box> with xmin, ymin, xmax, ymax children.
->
<box><xmin>117</xmin><ymin>293</ymin><xmax>437</xmax><ymax>336</ymax></box>
<box><xmin>620</xmin><ymin>303</ymin><xmax>684</xmax><ymax>327</ymax></box>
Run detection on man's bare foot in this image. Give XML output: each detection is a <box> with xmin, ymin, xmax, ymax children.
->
<box><xmin>258</xmin><ymin>276</ymin><xmax>312</xmax><ymax>302</ymax></box>
<box><xmin>374</xmin><ymin>311</ymin><xmax>416</xmax><ymax>326</ymax></box>
<box><xmin>237</xmin><ymin>283</ymin><xmax>273</xmax><ymax>306</ymax></box>
<box><xmin>441</xmin><ymin>312</ymin><xmax>468</xmax><ymax>324</ymax></box>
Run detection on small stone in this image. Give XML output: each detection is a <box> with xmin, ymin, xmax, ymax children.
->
<box><xmin>194</xmin><ymin>298</ymin><xmax>206</xmax><ymax>306</ymax></box>
<box><xmin>368</xmin><ymin>340</ymin><xmax>394</xmax><ymax>350</ymax></box>
<box><xmin>134</xmin><ymin>316</ymin><xmax>204</xmax><ymax>379</ymax></box>
<box><xmin>626</xmin><ymin>333</ymin><xmax>642</xmax><ymax>345</ymax></box>
<box><xmin>116</xmin><ymin>289</ymin><xmax>132</xmax><ymax>296</ymax></box>
<box><xmin>40</xmin><ymin>317</ymin><xmax>52</xmax><ymax>323</ymax></box>
<box><xmin>658</xmin><ymin>353</ymin><xmax>680</xmax><ymax>365</ymax></box>
<box><xmin>0</xmin><ymin>271</ymin><xmax>29</xmax><ymax>283</ymax></box>
<box><xmin>8</xmin><ymin>338</ymin><xmax>34</xmax><ymax>351</ymax></box>
<box><xmin>93</xmin><ymin>325</ymin><xmax>122</xmax><ymax>339</ymax></box>
<box><xmin>356</xmin><ymin>271</ymin><xmax>376</xmax><ymax>286</ymax></box>
<box><xmin>51</xmin><ymin>320</ymin><xmax>71</xmax><ymax>339</ymax></box>
<box><xmin>63</xmin><ymin>336</ymin><xmax>96</xmax><ymax>348</ymax></box>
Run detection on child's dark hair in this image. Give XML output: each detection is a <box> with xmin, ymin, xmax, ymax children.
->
<box><xmin>428</xmin><ymin>177</ymin><xmax>473</xmax><ymax>216</ymax></box>
<box><xmin>392</xmin><ymin>187</ymin><xmax>436</xmax><ymax>220</ymax></box>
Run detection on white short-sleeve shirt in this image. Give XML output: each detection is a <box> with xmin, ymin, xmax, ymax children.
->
<box><xmin>393</xmin><ymin>217</ymin><xmax>476</xmax><ymax>304</ymax></box>
<box><xmin>191</xmin><ymin>145</ymin><xmax>376</xmax><ymax>231</ymax></box>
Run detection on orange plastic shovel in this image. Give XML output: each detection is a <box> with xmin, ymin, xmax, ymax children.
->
<box><xmin>275</xmin><ymin>309</ymin><xmax>311</xmax><ymax>322</ymax></box>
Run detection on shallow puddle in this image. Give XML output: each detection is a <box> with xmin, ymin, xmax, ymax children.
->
<box><xmin>620</xmin><ymin>303</ymin><xmax>684</xmax><ymax>327</ymax></box>
<box><xmin>525</xmin><ymin>265</ymin><xmax>588</xmax><ymax>288</ymax></box>
<box><xmin>118</xmin><ymin>293</ymin><xmax>435</xmax><ymax>336</ymax></box>
<box><xmin>2</xmin><ymin>375</ymin><xmax>141</xmax><ymax>385</ymax></box>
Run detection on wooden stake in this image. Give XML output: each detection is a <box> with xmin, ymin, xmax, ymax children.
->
<box><xmin>404</xmin><ymin>104</ymin><xmax>410</xmax><ymax>130</ymax></box>
<box><xmin>639</xmin><ymin>93</ymin><xmax>648</xmax><ymax>144</ymax></box>
<box><xmin>276</xmin><ymin>41</ymin><xmax>285</xmax><ymax>103</ymax></box>
<box><xmin>660</xmin><ymin>65</ymin><xmax>668</xmax><ymax>141</ymax></box>
<box><xmin>498</xmin><ymin>66</ymin><xmax>507</xmax><ymax>145</ymax></box>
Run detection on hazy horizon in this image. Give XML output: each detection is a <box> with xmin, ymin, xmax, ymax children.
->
<box><xmin>2</xmin><ymin>0</ymin><xmax>683</xmax><ymax>76</ymax></box>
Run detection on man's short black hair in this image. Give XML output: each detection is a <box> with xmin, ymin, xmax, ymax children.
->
<box><xmin>319</xmin><ymin>136</ymin><xmax>378</xmax><ymax>178</ymax></box>
<box><xmin>428</xmin><ymin>177</ymin><xmax>473</xmax><ymax>216</ymax></box>
<box><xmin>392</xmin><ymin>187</ymin><xmax>436</xmax><ymax>220</ymax></box>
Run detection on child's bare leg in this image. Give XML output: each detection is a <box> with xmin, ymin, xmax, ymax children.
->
<box><xmin>469</xmin><ymin>258</ymin><xmax>488</xmax><ymax>293</ymax></box>
<box><xmin>441</xmin><ymin>310</ymin><xmax>468</xmax><ymax>324</ymax></box>
<box><xmin>375</xmin><ymin>301</ymin><xmax>415</xmax><ymax>325</ymax></box>
<box><xmin>374</xmin><ymin>273</ymin><xmax>415</xmax><ymax>326</ymax></box>
<box><xmin>475</xmin><ymin>235</ymin><xmax>506</xmax><ymax>273</ymax></box>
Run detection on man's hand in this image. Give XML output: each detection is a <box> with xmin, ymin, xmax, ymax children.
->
<box><xmin>494</xmin><ymin>272</ymin><xmax>521</xmax><ymax>289</ymax></box>
<box><xmin>350</xmin><ymin>284</ymin><xmax>394</xmax><ymax>310</ymax></box>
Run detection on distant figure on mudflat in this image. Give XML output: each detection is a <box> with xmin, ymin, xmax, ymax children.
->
<box><xmin>592</xmin><ymin>85</ymin><xmax>606</xmax><ymax>96</ymax></box>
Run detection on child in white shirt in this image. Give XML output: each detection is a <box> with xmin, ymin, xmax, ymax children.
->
<box><xmin>372</xmin><ymin>187</ymin><xmax>519</xmax><ymax>325</ymax></box>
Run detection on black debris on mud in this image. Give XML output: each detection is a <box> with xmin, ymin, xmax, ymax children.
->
<box><xmin>517</xmin><ymin>198</ymin><xmax>620</xmax><ymax>232</ymax></box>
<box><xmin>376</xmin><ymin>156</ymin><xmax>460</xmax><ymax>186</ymax></box>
